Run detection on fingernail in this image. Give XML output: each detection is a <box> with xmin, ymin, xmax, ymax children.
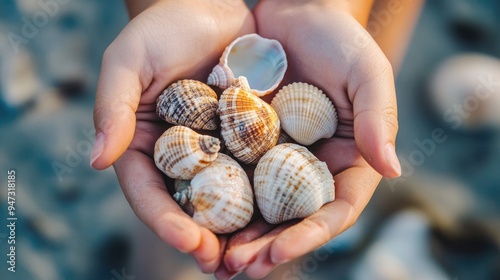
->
<box><xmin>270</xmin><ymin>254</ymin><xmax>289</xmax><ymax>265</ymax></box>
<box><xmin>90</xmin><ymin>132</ymin><xmax>105</xmax><ymax>167</ymax></box>
<box><xmin>384</xmin><ymin>143</ymin><xmax>401</xmax><ymax>178</ymax></box>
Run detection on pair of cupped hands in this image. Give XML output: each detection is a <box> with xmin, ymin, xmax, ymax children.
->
<box><xmin>91</xmin><ymin>0</ymin><xmax>401</xmax><ymax>279</ymax></box>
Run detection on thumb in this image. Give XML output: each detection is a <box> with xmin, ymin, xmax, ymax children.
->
<box><xmin>90</xmin><ymin>48</ymin><xmax>143</xmax><ymax>170</ymax></box>
<box><xmin>350</xmin><ymin>52</ymin><xmax>401</xmax><ymax>178</ymax></box>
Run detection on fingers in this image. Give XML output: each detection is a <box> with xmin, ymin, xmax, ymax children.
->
<box><xmin>269</xmin><ymin>165</ymin><xmax>380</xmax><ymax>265</ymax></box>
<box><xmin>348</xmin><ymin>45</ymin><xmax>401</xmax><ymax>178</ymax></box>
<box><xmin>113</xmin><ymin>149</ymin><xmax>221</xmax><ymax>265</ymax></box>
<box><xmin>91</xmin><ymin>43</ymin><xmax>145</xmax><ymax>170</ymax></box>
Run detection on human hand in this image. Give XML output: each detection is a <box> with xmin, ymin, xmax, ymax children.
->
<box><xmin>90</xmin><ymin>0</ymin><xmax>255</xmax><ymax>273</ymax></box>
<box><xmin>216</xmin><ymin>0</ymin><xmax>401</xmax><ymax>278</ymax></box>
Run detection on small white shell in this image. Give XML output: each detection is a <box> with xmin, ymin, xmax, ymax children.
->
<box><xmin>254</xmin><ymin>143</ymin><xmax>335</xmax><ymax>224</ymax></box>
<box><xmin>218</xmin><ymin>79</ymin><xmax>280</xmax><ymax>164</ymax></box>
<box><xmin>271</xmin><ymin>82</ymin><xmax>338</xmax><ymax>145</ymax></box>
<box><xmin>154</xmin><ymin>126</ymin><xmax>220</xmax><ymax>180</ymax></box>
<box><xmin>207</xmin><ymin>33</ymin><xmax>287</xmax><ymax>97</ymax></box>
<box><xmin>173</xmin><ymin>154</ymin><xmax>254</xmax><ymax>234</ymax></box>
<box><xmin>156</xmin><ymin>79</ymin><xmax>219</xmax><ymax>130</ymax></box>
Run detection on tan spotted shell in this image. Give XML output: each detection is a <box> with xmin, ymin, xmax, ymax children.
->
<box><xmin>217</xmin><ymin>78</ymin><xmax>280</xmax><ymax>164</ymax></box>
<box><xmin>154</xmin><ymin>126</ymin><xmax>220</xmax><ymax>180</ymax></box>
<box><xmin>254</xmin><ymin>143</ymin><xmax>335</xmax><ymax>224</ymax></box>
<box><xmin>173</xmin><ymin>154</ymin><xmax>254</xmax><ymax>234</ymax></box>
<box><xmin>271</xmin><ymin>82</ymin><xmax>338</xmax><ymax>145</ymax></box>
<box><xmin>156</xmin><ymin>79</ymin><xmax>219</xmax><ymax>130</ymax></box>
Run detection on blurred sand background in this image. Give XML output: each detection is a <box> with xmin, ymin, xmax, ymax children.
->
<box><xmin>0</xmin><ymin>0</ymin><xmax>499</xmax><ymax>279</ymax></box>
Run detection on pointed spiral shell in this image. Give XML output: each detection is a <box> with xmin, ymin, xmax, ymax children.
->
<box><xmin>254</xmin><ymin>143</ymin><xmax>335</xmax><ymax>224</ymax></box>
<box><xmin>271</xmin><ymin>82</ymin><xmax>338</xmax><ymax>145</ymax></box>
<box><xmin>156</xmin><ymin>79</ymin><xmax>219</xmax><ymax>130</ymax></box>
<box><xmin>217</xmin><ymin>80</ymin><xmax>280</xmax><ymax>164</ymax></box>
<box><xmin>173</xmin><ymin>154</ymin><xmax>254</xmax><ymax>234</ymax></box>
<box><xmin>154</xmin><ymin>126</ymin><xmax>220</xmax><ymax>180</ymax></box>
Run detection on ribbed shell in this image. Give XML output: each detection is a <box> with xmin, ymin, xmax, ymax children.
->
<box><xmin>154</xmin><ymin>126</ymin><xmax>220</xmax><ymax>180</ymax></box>
<box><xmin>254</xmin><ymin>143</ymin><xmax>335</xmax><ymax>224</ymax></box>
<box><xmin>207</xmin><ymin>33</ymin><xmax>287</xmax><ymax>97</ymax></box>
<box><xmin>271</xmin><ymin>83</ymin><xmax>338</xmax><ymax>145</ymax></box>
<box><xmin>156</xmin><ymin>79</ymin><xmax>219</xmax><ymax>130</ymax></box>
<box><xmin>218</xmin><ymin>81</ymin><xmax>280</xmax><ymax>164</ymax></box>
<box><xmin>173</xmin><ymin>154</ymin><xmax>254</xmax><ymax>234</ymax></box>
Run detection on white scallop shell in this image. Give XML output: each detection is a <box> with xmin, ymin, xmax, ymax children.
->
<box><xmin>207</xmin><ymin>33</ymin><xmax>287</xmax><ymax>97</ymax></box>
<box><xmin>271</xmin><ymin>82</ymin><xmax>338</xmax><ymax>145</ymax></box>
<box><xmin>254</xmin><ymin>143</ymin><xmax>335</xmax><ymax>224</ymax></box>
<box><xmin>173</xmin><ymin>154</ymin><xmax>254</xmax><ymax>234</ymax></box>
<box><xmin>154</xmin><ymin>126</ymin><xmax>220</xmax><ymax>180</ymax></box>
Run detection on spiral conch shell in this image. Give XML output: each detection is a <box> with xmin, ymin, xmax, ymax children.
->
<box><xmin>254</xmin><ymin>143</ymin><xmax>335</xmax><ymax>224</ymax></box>
<box><xmin>156</xmin><ymin>79</ymin><xmax>219</xmax><ymax>130</ymax></box>
<box><xmin>173</xmin><ymin>154</ymin><xmax>254</xmax><ymax>234</ymax></box>
<box><xmin>154</xmin><ymin>126</ymin><xmax>220</xmax><ymax>180</ymax></box>
<box><xmin>271</xmin><ymin>83</ymin><xmax>338</xmax><ymax>145</ymax></box>
<box><xmin>218</xmin><ymin>78</ymin><xmax>280</xmax><ymax>164</ymax></box>
<box><xmin>207</xmin><ymin>33</ymin><xmax>288</xmax><ymax>97</ymax></box>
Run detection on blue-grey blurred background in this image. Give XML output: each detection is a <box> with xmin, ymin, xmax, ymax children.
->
<box><xmin>0</xmin><ymin>0</ymin><xmax>499</xmax><ymax>279</ymax></box>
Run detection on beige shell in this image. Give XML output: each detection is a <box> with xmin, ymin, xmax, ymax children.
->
<box><xmin>271</xmin><ymin>82</ymin><xmax>338</xmax><ymax>145</ymax></box>
<box><xmin>254</xmin><ymin>143</ymin><xmax>335</xmax><ymax>224</ymax></box>
<box><xmin>156</xmin><ymin>79</ymin><xmax>219</xmax><ymax>130</ymax></box>
<box><xmin>207</xmin><ymin>33</ymin><xmax>287</xmax><ymax>97</ymax></box>
<box><xmin>154</xmin><ymin>126</ymin><xmax>220</xmax><ymax>180</ymax></box>
<box><xmin>217</xmin><ymin>78</ymin><xmax>280</xmax><ymax>164</ymax></box>
<box><xmin>173</xmin><ymin>154</ymin><xmax>254</xmax><ymax>234</ymax></box>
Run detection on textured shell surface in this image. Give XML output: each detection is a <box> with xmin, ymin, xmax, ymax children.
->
<box><xmin>173</xmin><ymin>154</ymin><xmax>254</xmax><ymax>234</ymax></box>
<box><xmin>154</xmin><ymin>126</ymin><xmax>220</xmax><ymax>180</ymax></box>
<box><xmin>271</xmin><ymin>82</ymin><xmax>338</xmax><ymax>145</ymax></box>
<box><xmin>156</xmin><ymin>79</ymin><xmax>219</xmax><ymax>130</ymax></box>
<box><xmin>218</xmin><ymin>80</ymin><xmax>280</xmax><ymax>164</ymax></box>
<box><xmin>207</xmin><ymin>33</ymin><xmax>287</xmax><ymax>97</ymax></box>
<box><xmin>254</xmin><ymin>143</ymin><xmax>335</xmax><ymax>224</ymax></box>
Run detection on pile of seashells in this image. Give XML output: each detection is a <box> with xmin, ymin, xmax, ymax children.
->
<box><xmin>154</xmin><ymin>34</ymin><xmax>338</xmax><ymax>234</ymax></box>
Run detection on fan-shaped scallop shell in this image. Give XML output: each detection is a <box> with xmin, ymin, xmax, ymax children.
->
<box><xmin>271</xmin><ymin>82</ymin><xmax>338</xmax><ymax>145</ymax></box>
<box><xmin>154</xmin><ymin>126</ymin><xmax>220</xmax><ymax>180</ymax></box>
<box><xmin>173</xmin><ymin>154</ymin><xmax>254</xmax><ymax>234</ymax></box>
<box><xmin>207</xmin><ymin>33</ymin><xmax>287</xmax><ymax>97</ymax></box>
<box><xmin>156</xmin><ymin>79</ymin><xmax>219</xmax><ymax>130</ymax></box>
<box><xmin>254</xmin><ymin>143</ymin><xmax>335</xmax><ymax>224</ymax></box>
<box><xmin>217</xmin><ymin>79</ymin><xmax>280</xmax><ymax>164</ymax></box>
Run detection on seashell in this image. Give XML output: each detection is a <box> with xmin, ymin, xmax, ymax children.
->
<box><xmin>271</xmin><ymin>82</ymin><xmax>338</xmax><ymax>145</ymax></box>
<box><xmin>429</xmin><ymin>53</ymin><xmax>500</xmax><ymax>130</ymax></box>
<box><xmin>154</xmin><ymin>126</ymin><xmax>220</xmax><ymax>180</ymax></box>
<box><xmin>218</xmin><ymin>78</ymin><xmax>280</xmax><ymax>164</ymax></box>
<box><xmin>254</xmin><ymin>143</ymin><xmax>335</xmax><ymax>224</ymax></box>
<box><xmin>173</xmin><ymin>154</ymin><xmax>254</xmax><ymax>234</ymax></box>
<box><xmin>207</xmin><ymin>33</ymin><xmax>287</xmax><ymax>97</ymax></box>
<box><xmin>156</xmin><ymin>79</ymin><xmax>219</xmax><ymax>130</ymax></box>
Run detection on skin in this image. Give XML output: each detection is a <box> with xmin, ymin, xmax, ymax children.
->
<box><xmin>91</xmin><ymin>0</ymin><xmax>402</xmax><ymax>279</ymax></box>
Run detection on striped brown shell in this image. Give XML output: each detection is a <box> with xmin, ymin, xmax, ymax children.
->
<box><xmin>156</xmin><ymin>79</ymin><xmax>219</xmax><ymax>130</ymax></box>
<box><xmin>154</xmin><ymin>126</ymin><xmax>220</xmax><ymax>180</ymax></box>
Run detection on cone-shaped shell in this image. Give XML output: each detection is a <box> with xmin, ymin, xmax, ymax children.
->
<box><xmin>254</xmin><ymin>143</ymin><xmax>335</xmax><ymax>224</ymax></box>
<box><xmin>218</xmin><ymin>80</ymin><xmax>280</xmax><ymax>164</ymax></box>
<box><xmin>154</xmin><ymin>126</ymin><xmax>220</xmax><ymax>180</ymax></box>
<box><xmin>207</xmin><ymin>33</ymin><xmax>287</xmax><ymax>97</ymax></box>
<box><xmin>271</xmin><ymin>82</ymin><xmax>338</xmax><ymax>145</ymax></box>
<box><xmin>156</xmin><ymin>79</ymin><xmax>219</xmax><ymax>130</ymax></box>
<box><xmin>173</xmin><ymin>154</ymin><xmax>254</xmax><ymax>234</ymax></box>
